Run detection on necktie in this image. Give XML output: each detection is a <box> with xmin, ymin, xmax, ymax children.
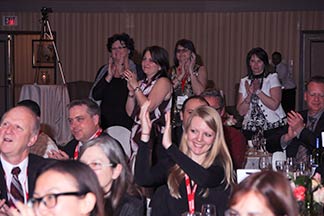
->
<box><xmin>295</xmin><ymin>117</ymin><xmax>317</xmax><ymax>164</ymax></box>
<box><xmin>10</xmin><ymin>167</ymin><xmax>24</xmax><ymax>204</ymax></box>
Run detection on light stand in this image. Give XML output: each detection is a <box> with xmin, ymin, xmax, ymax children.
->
<box><xmin>37</xmin><ymin>7</ymin><xmax>66</xmax><ymax>84</ymax></box>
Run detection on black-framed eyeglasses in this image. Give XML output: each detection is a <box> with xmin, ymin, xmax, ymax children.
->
<box><xmin>29</xmin><ymin>192</ymin><xmax>86</xmax><ymax>209</ymax></box>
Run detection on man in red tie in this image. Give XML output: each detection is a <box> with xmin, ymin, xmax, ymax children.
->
<box><xmin>0</xmin><ymin>106</ymin><xmax>48</xmax><ymax>212</ymax></box>
<box><xmin>48</xmin><ymin>99</ymin><xmax>106</xmax><ymax>159</ymax></box>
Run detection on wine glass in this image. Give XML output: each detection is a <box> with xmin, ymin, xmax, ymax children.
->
<box><xmin>259</xmin><ymin>156</ymin><xmax>271</xmax><ymax>170</ymax></box>
<box><xmin>275</xmin><ymin>160</ymin><xmax>285</xmax><ymax>172</ymax></box>
<box><xmin>201</xmin><ymin>204</ymin><xmax>216</xmax><ymax>216</ymax></box>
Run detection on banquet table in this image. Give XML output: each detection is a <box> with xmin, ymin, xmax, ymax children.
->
<box><xmin>19</xmin><ymin>84</ymin><xmax>72</xmax><ymax>145</ymax></box>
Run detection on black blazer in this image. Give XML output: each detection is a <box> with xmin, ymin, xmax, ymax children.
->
<box><xmin>0</xmin><ymin>154</ymin><xmax>49</xmax><ymax>204</ymax></box>
<box><xmin>286</xmin><ymin>110</ymin><xmax>324</xmax><ymax>157</ymax></box>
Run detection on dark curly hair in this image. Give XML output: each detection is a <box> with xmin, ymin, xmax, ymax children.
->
<box><xmin>106</xmin><ymin>33</ymin><xmax>135</xmax><ymax>58</ymax></box>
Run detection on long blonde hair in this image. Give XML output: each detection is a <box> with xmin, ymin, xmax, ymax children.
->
<box><xmin>167</xmin><ymin>105</ymin><xmax>234</xmax><ymax>198</ymax></box>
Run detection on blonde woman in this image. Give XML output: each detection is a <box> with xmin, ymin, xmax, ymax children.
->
<box><xmin>135</xmin><ymin>101</ymin><xmax>234</xmax><ymax>216</ymax></box>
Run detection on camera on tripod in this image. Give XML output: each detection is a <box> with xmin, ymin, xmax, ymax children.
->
<box><xmin>41</xmin><ymin>7</ymin><xmax>53</xmax><ymax>20</ymax></box>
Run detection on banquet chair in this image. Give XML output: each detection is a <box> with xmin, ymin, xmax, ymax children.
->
<box><xmin>106</xmin><ymin>126</ymin><xmax>131</xmax><ymax>158</ymax></box>
<box><xmin>272</xmin><ymin>151</ymin><xmax>286</xmax><ymax>171</ymax></box>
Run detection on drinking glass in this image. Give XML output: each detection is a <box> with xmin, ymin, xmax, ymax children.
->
<box><xmin>201</xmin><ymin>204</ymin><xmax>216</xmax><ymax>216</ymax></box>
<box><xmin>259</xmin><ymin>156</ymin><xmax>271</xmax><ymax>170</ymax></box>
<box><xmin>275</xmin><ymin>160</ymin><xmax>285</xmax><ymax>172</ymax></box>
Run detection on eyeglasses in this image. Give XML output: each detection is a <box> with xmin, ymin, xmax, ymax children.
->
<box><xmin>176</xmin><ymin>48</ymin><xmax>190</xmax><ymax>53</ymax></box>
<box><xmin>29</xmin><ymin>192</ymin><xmax>86</xmax><ymax>209</ymax></box>
<box><xmin>87</xmin><ymin>161</ymin><xmax>117</xmax><ymax>170</ymax></box>
<box><xmin>111</xmin><ymin>46</ymin><xmax>126</xmax><ymax>51</ymax></box>
<box><xmin>224</xmin><ymin>209</ymin><xmax>263</xmax><ymax>216</ymax></box>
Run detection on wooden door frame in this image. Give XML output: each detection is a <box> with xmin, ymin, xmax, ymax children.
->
<box><xmin>299</xmin><ymin>30</ymin><xmax>324</xmax><ymax>110</ymax></box>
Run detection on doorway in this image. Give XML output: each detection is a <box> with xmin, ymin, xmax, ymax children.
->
<box><xmin>299</xmin><ymin>30</ymin><xmax>324</xmax><ymax>110</ymax></box>
<box><xmin>0</xmin><ymin>31</ymin><xmax>57</xmax><ymax>117</ymax></box>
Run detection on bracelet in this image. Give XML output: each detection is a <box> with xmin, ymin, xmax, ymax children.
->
<box><xmin>141</xmin><ymin>132</ymin><xmax>150</xmax><ymax>135</ymax></box>
<box><xmin>128</xmin><ymin>94</ymin><xmax>134</xmax><ymax>98</ymax></box>
<box><xmin>134</xmin><ymin>86</ymin><xmax>141</xmax><ymax>93</ymax></box>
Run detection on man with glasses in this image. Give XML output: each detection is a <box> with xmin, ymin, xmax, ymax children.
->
<box><xmin>201</xmin><ymin>89</ymin><xmax>247</xmax><ymax>169</ymax></box>
<box><xmin>0</xmin><ymin>106</ymin><xmax>49</xmax><ymax>211</ymax></box>
<box><xmin>270</xmin><ymin>76</ymin><xmax>324</xmax><ymax>163</ymax></box>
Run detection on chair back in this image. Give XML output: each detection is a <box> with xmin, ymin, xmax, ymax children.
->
<box><xmin>236</xmin><ymin>169</ymin><xmax>261</xmax><ymax>183</ymax></box>
<box><xmin>272</xmin><ymin>151</ymin><xmax>287</xmax><ymax>171</ymax></box>
<box><xmin>106</xmin><ymin>126</ymin><xmax>131</xmax><ymax>158</ymax></box>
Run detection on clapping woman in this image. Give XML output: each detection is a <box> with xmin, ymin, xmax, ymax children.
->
<box><xmin>236</xmin><ymin>47</ymin><xmax>286</xmax><ymax>142</ymax></box>
<box><xmin>170</xmin><ymin>39</ymin><xmax>207</xmax><ymax>127</ymax></box>
<box><xmin>124</xmin><ymin>46</ymin><xmax>173</xmax><ymax>165</ymax></box>
<box><xmin>135</xmin><ymin>101</ymin><xmax>234</xmax><ymax>215</ymax></box>
<box><xmin>91</xmin><ymin>33</ymin><xmax>143</xmax><ymax>130</ymax></box>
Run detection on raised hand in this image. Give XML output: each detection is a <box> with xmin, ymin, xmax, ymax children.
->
<box><xmin>162</xmin><ymin>111</ymin><xmax>172</xmax><ymax>149</ymax></box>
<box><xmin>139</xmin><ymin>100</ymin><xmax>152</xmax><ymax>137</ymax></box>
<box><xmin>287</xmin><ymin>111</ymin><xmax>304</xmax><ymax>134</ymax></box>
<box><xmin>124</xmin><ymin>69</ymin><xmax>138</xmax><ymax>91</ymax></box>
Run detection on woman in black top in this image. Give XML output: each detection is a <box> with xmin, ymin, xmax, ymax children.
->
<box><xmin>135</xmin><ymin>101</ymin><xmax>234</xmax><ymax>215</ymax></box>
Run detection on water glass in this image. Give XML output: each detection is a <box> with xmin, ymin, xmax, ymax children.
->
<box><xmin>201</xmin><ymin>204</ymin><xmax>216</xmax><ymax>216</ymax></box>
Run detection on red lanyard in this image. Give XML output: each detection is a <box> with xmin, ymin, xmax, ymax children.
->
<box><xmin>73</xmin><ymin>129</ymin><xmax>102</xmax><ymax>159</ymax></box>
<box><xmin>185</xmin><ymin>174</ymin><xmax>197</xmax><ymax>214</ymax></box>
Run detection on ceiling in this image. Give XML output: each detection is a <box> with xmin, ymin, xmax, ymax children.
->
<box><xmin>2</xmin><ymin>0</ymin><xmax>324</xmax><ymax>12</ymax></box>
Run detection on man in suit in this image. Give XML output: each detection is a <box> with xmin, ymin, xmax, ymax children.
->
<box><xmin>49</xmin><ymin>98</ymin><xmax>106</xmax><ymax>159</ymax></box>
<box><xmin>275</xmin><ymin>75</ymin><xmax>324</xmax><ymax>163</ymax></box>
<box><xmin>0</xmin><ymin>106</ymin><xmax>48</xmax><ymax>210</ymax></box>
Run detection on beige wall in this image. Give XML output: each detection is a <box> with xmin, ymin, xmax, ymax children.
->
<box><xmin>1</xmin><ymin>10</ymin><xmax>324</xmax><ymax>105</ymax></box>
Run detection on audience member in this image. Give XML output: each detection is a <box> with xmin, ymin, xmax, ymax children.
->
<box><xmin>90</xmin><ymin>33</ymin><xmax>143</xmax><ymax>130</ymax></box>
<box><xmin>170</xmin><ymin>39</ymin><xmax>207</xmax><ymax>127</ymax></box>
<box><xmin>201</xmin><ymin>89</ymin><xmax>247</xmax><ymax>169</ymax></box>
<box><xmin>268</xmin><ymin>75</ymin><xmax>324</xmax><ymax>163</ymax></box>
<box><xmin>0</xmin><ymin>106</ymin><xmax>49</xmax><ymax>212</ymax></box>
<box><xmin>16</xmin><ymin>100</ymin><xmax>58</xmax><ymax>158</ymax></box>
<box><xmin>236</xmin><ymin>47</ymin><xmax>287</xmax><ymax>142</ymax></box>
<box><xmin>48</xmin><ymin>99</ymin><xmax>106</xmax><ymax>160</ymax></box>
<box><xmin>124</xmin><ymin>46</ymin><xmax>173</xmax><ymax>165</ymax></box>
<box><xmin>9</xmin><ymin>160</ymin><xmax>105</xmax><ymax>216</ymax></box>
<box><xmin>135</xmin><ymin>101</ymin><xmax>234</xmax><ymax>215</ymax></box>
<box><xmin>172</xmin><ymin>95</ymin><xmax>209</xmax><ymax>146</ymax></box>
<box><xmin>79</xmin><ymin>136</ymin><xmax>144</xmax><ymax>216</ymax></box>
<box><xmin>226</xmin><ymin>170</ymin><xmax>298</xmax><ymax>216</ymax></box>
<box><xmin>272</xmin><ymin>51</ymin><xmax>296</xmax><ymax>113</ymax></box>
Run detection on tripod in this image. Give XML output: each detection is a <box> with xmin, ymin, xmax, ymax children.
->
<box><xmin>36</xmin><ymin>7</ymin><xmax>66</xmax><ymax>84</ymax></box>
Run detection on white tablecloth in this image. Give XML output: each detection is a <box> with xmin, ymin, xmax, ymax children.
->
<box><xmin>19</xmin><ymin>84</ymin><xmax>72</xmax><ymax>145</ymax></box>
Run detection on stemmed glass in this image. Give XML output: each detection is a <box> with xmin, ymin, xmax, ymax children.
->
<box><xmin>259</xmin><ymin>156</ymin><xmax>271</xmax><ymax>170</ymax></box>
<box><xmin>201</xmin><ymin>204</ymin><xmax>216</xmax><ymax>216</ymax></box>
